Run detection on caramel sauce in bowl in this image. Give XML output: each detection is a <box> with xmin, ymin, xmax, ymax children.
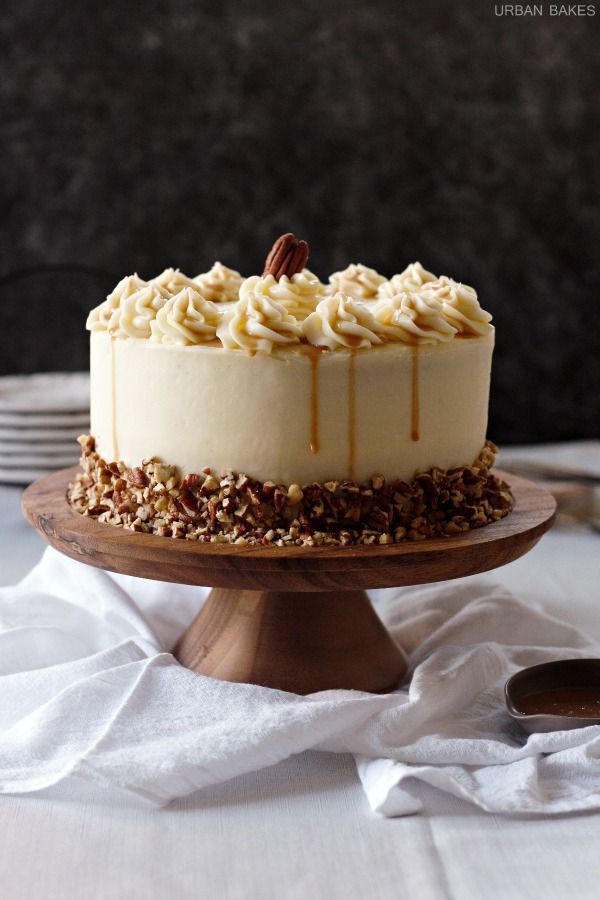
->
<box><xmin>505</xmin><ymin>659</ymin><xmax>600</xmax><ymax>734</ymax></box>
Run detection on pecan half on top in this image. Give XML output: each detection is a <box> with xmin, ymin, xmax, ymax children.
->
<box><xmin>262</xmin><ymin>233</ymin><xmax>309</xmax><ymax>279</ymax></box>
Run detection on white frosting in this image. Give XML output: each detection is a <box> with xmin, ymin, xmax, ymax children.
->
<box><xmin>372</xmin><ymin>291</ymin><xmax>457</xmax><ymax>344</ymax></box>
<box><xmin>302</xmin><ymin>293</ymin><xmax>383</xmax><ymax>350</ymax></box>
<box><xmin>328</xmin><ymin>264</ymin><xmax>386</xmax><ymax>300</ymax></box>
<box><xmin>194</xmin><ymin>262</ymin><xmax>244</xmax><ymax>302</ymax></box>
<box><xmin>151</xmin><ymin>268</ymin><xmax>199</xmax><ymax>293</ymax></box>
<box><xmin>150</xmin><ymin>287</ymin><xmax>221</xmax><ymax>345</ymax></box>
<box><xmin>217</xmin><ymin>292</ymin><xmax>302</xmax><ymax>352</ymax></box>
<box><xmin>421</xmin><ymin>277</ymin><xmax>493</xmax><ymax>336</ymax></box>
<box><xmin>86</xmin><ymin>274</ymin><xmax>147</xmax><ymax>332</ymax></box>
<box><xmin>91</xmin><ymin>330</ymin><xmax>494</xmax><ymax>484</ymax></box>
<box><xmin>376</xmin><ymin>262</ymin><xmax>437</xmax><ymax>299</ymax></box>
<box><xmin>106</xmin><ymin>283</ymin><xmax>172</xmax><ymax>339</ymax></box>
<box><xmin>240</xmin><ymin>270</ymin><xmax>324</xmax><ymax>320</ymax></box>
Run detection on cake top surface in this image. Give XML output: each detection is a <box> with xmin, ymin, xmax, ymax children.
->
<box><xmin>86</xmin><ymin>233</ymin><xmax>493</xmax><ymax>350</ymax></box>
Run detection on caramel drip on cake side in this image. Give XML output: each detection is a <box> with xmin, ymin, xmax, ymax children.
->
<box><xmin>347</xmin><ymin>350</ymin><xmax>356</xmax><ymax>481</ymax></box>
<box><xmin>411</xmin><ymin>344</ymin><xmax>420</xmax><ymax>442</ymax></box>
<box><xmin>110</xmin><ymin>335</ymin><xmax>120</xmax><ymax>460</ymax></box>
<box><xmin>306</xmin><ymin>347</ymin><xmax>320</xmax><ymax>454</ymax></box>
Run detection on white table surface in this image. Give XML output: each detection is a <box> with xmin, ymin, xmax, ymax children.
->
<box><xmin>1</xmin><ymin>442</ymin><xmax>600</xmax><ymax>900</ymax></box>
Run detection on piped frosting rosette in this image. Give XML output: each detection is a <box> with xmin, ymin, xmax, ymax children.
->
<box><xmin>106</xmin><ymin>282</ymin><xmax>172</xmax><ymax>339</ymax></box>
<box><xmin>371</xmin><ymin>291</ymin><xmax>458</xmax><ymax>344</ymax></box>
<box><xmin>302</xmin><ymin>293</ymin><xmax>383</xmax><ymax>350</ymax></box>
<box><xmin>420</xmin><ymin>276</ymin><xmax>493</xmax><ymax>336</ymax></box>
<box><xmin>376</xmin><ymin>261</ymin><xmax>437</xmax><ymax>299</ymax></box>
<box><xmin>150</xmin><ymin>287</ymin><xmax>221</xmax><ymax>345</ymax></box>
<box><xmin>194</xmin><ymin>262</ymin><xmax>244</xmax><ymax>302</ymax></box>
<box><xmin>240</xmin><ymin>270</ymin><xmax>324</xmax><ymax>321</ymax></box>
<box><xmin>217</xmin><ymin>291</ymin><xmax>302</xmax><ymax>353</ymax></box>
<box><xmin>151</xmin><ymin>268</ymin><xmax>199</xmax><ymax>294</ymax></box>
<box><xmin>86</xmin><ymin>274</ymin><xmax>147</xmax><ymax>332</ymax></box>
<box><xmin>327</xmin><ymin>264</ymin><xmax>387</xmax><ymax>300</ymax></box>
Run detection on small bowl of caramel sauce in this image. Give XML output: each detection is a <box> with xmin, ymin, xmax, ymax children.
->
<box><xmin>505</xmin><ymin>659</ymin><xmax>600</xmax><ymax>734</ymax></box>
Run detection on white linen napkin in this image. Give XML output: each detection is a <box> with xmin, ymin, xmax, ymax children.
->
<box><xmin>1</xmin><ymin>547</ymin><xmax>599</xmax><ymax>815</ymax></box>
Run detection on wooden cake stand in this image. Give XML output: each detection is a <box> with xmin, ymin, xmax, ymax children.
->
<box><xmin>22</xmin><ymin>467</ymin><xmax>556</xmax><ymax>695</ymax></box>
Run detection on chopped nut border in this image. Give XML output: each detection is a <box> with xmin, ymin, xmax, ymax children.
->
<box><xmin>68</xmin><ymin>436</ymin><xmax>514</xmax><ymax>547</ymax></box>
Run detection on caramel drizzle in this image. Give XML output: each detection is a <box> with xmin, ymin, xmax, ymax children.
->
<box><xmin>306</xmin><ymin>342</ymin><xmax>418</xmax><ymax>466</ymax></box>
<box><xmin>110</xmin><ymin>334</ymin><xmax>120</xmax><ymax>459</ymax></box>
<box><xmin>308</xmin><ymin>347</ymin><xmax>320</xmax><ymax>454</ymax></box>
<box><xmin>347</xmin><ymin>350</ymin><xmax>356</xmax><ymax>480</ymax></box>
<box><xmin>411</xmin><ymin>344</ymin><xmax>420</xmax><ymax>442</ymax></box>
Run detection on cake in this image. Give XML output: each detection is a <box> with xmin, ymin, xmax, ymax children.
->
<box><xmin>70</xmin><ymin>233</ymin><xmax>513</xmax><ymax>545</ymax></box>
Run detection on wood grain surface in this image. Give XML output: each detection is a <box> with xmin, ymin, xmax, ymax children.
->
<box><xmin>174</xmin><ymin>588</ymin><xmax>408</xmax><ymax>693</ymax></box>
<box><xmin>22</xmin><ymin>466</ymin><xmax>556</xmax><ymax>591</ymax></box>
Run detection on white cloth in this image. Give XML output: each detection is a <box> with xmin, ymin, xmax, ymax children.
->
<box><xmin>1</xmin><ymin>547</ymin><xmax>599</xmax><ymax>815</ymax></box>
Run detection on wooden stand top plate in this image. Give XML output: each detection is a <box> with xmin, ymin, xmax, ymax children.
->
<box><xmin>22</xmin><ymin>466</ymin><xmax>556</xmax><ymax>592</ymax></box>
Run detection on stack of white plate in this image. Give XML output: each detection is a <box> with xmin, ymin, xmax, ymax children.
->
<box><xmin>0</xmin><ymin>373</ymin><xmax>90</xmax><ymax>485</ymax></box>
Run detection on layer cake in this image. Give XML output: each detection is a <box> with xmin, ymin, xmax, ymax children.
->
<box><xmin>70</xmin><ymin>234</ymin><xmax>512</xmax><ymax>545</ymax></box>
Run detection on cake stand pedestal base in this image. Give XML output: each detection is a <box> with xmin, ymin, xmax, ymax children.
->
<box><xmin>173</xmin><ymin>588</ymin><xmax>407</xmax><ymax>694</ymax></box>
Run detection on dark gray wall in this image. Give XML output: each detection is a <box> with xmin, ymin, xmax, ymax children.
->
<box><xmin>2</xmin><ymin>0</ymin><xmax>599</xmax><ymax>442</ymax></box>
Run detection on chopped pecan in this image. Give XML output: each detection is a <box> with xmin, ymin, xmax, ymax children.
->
<box><xmin>273</xmin><ymin>488</ymin><xmax>287</xmax><ymax>513</ymax></box>
<box><xmin>68</xmin><ymin>436</ymin><xmax>513</xmax><ymax>547</ymax></box>
<box><xmin>367</xmin><ymin>507</ymin><xmax>390</xmax><ymax>531</ymax></box>
<box><xmin>86</xmin><ymin>505</ymin><xmax>109</xmax><ymax>517</ymax></box>
<box><xmin>130</xmin><ymin>467</ymin><xmax>147</xmax><ymax>488</ymax></box>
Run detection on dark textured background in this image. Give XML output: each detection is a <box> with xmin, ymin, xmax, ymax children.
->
<box><xmin>1</xmin><ymin>0</ymin><xmax>599</xmax><ymax>442</ymax></box>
